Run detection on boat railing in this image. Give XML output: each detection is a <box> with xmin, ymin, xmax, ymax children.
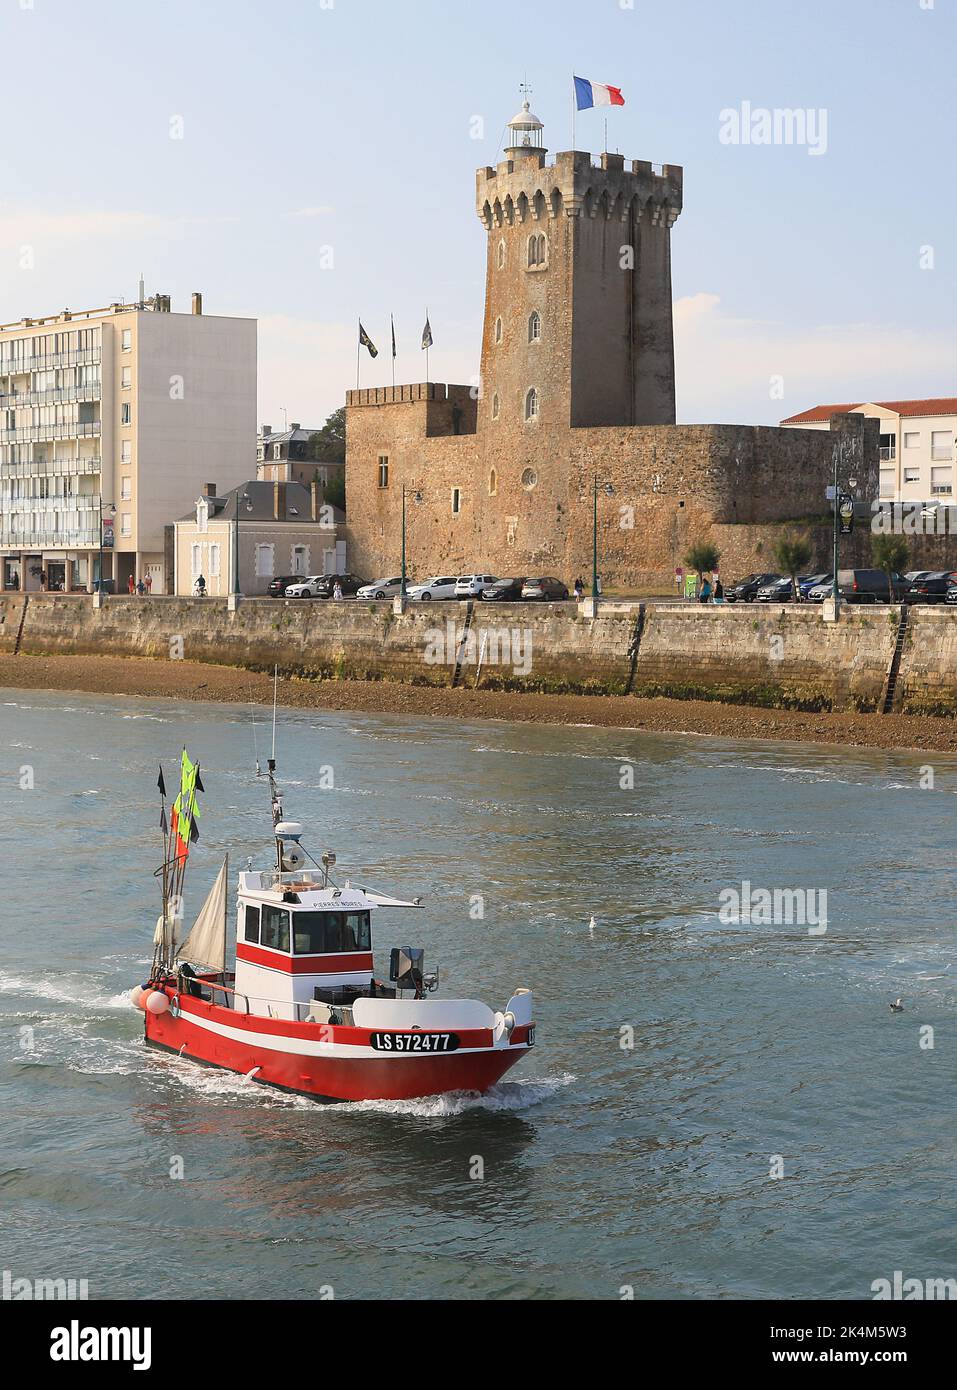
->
<box><xmin>258</xmin><ymin>869</ymin><xmax>326</xmax><ymax>892</ymax></box>
<box><xmin>177</xmin><ymin>970</ymin><xmax>338</xmax><ymax>1025</ymax></box>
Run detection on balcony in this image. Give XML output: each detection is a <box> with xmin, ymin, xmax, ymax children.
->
<box><xmin>0</xmin><ymin>348</ymin><xmax>101</xmax><ymax>375</ymax></box>
<box><xmin>0</xmin><ymin>384</ymin><xmax>101</xmax><ymax>408</ymax></box>
<box><xmin>0</xmin><ymin>421</ymin><xmax>101</xmax><ymax>444</ymax></box>
<box><xmin>0</xmin><ymin>529</ymin><xmax>100</xmax><ymax>549</ymax></box>
<box><xmin>879</xmin><ymin>446</ymin><xmax>897</xmax><ymax>461</ymax></box>
<box><xmin>0</xmin><ymin>456</ymin><xmax>101</xmax><ymax>478</ymax></box>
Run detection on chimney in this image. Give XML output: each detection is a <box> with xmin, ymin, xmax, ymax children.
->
<box><xmin>203</xmin><ymin>482</ymin><xmax>217</xmax><ymax>497</ymax></box>
<box><xmin>261</xmin><ymin>424</ymin><xmax>272</xmax><ymax>438</ymax></box>
<box><xmin>274</xmin><ymin>481</ymin><xmax>286</xmax><ymax>520</ymax></box>
<box><xmin>290</xmin><ymin>422</ymin><xmax>300</xmax><ymax>432</ymax></box>
<box><xmin>191</xmin><ymin>291</ymin><xmax>203</xmax><ymax>315</ymax></box>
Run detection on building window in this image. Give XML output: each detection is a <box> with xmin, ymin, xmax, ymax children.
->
<box><xmin>121</xmin><ymin>477</ymin><xmax>132</xmax><ymax>500</ymax></box>
<box><xmin>931</xmin><ymin>466</ymin><xmax>952</xmax><ymax>495</ymax></box>
<box><xmin>273</xmin><ymin>443</ymin><xmax>282</xmax><ymax>460</ymax></box>
<box><xmin>521</xmin><ymin>467</ymin><xmax>538</xmax><ymax>490</ymax></box>
<box><xmin>378</xmin><ymin>456</ymin><xmax>389</xmax><ymax>489</ymax></box>
<box><xmin>497</xmin><ymin>240</ymin><xmax>506</xmax><ymax>269</ymax></box>
<box><xmin>257</xmin><ymin>445</ymin><xmax>265</xmax><ymax>462</ymax></box>
<box><xmin>121</xmin><ymin>439</ymin><xmax>132</xmax><ymax>463</ymax></box>
<box><xmin>879</xmin><ymin>472</ymin><xmax>896</xmax><ymax>498</ymax></box>
<box><xmin>488</xmin><ymin>468</ymin><xmax>497</xmax><ymax>496</ymax></box>
<box><xmin>121</xmin><ymin>403</ymin><xmax>131</xmax><ymax>425</ymax></box>
<box><xmin>492</xmin><ymin>393</ymin><xmax>500</xmax><ymax>420</ymax></box>
<box><xmin>879</xmin><ymin>433</ymin><xmax>896</xmax><ymax>461</ymax></box>
<box><xmin>904</xmin><ymin>432</ymin><xmax>920</xmax><ymax>449</ymax></box>
<box><xmin>121</xmin><ymin>366</ymin><xmax>132</xmax><ymax>388</ymax></box>
<box><xmin>903</xmin><ymin>467</ymin><xmax>920</xmax><ymax>484</ymax></box>
<box><xmin>494</xmin><ymin>316</ymin><xmax>503</xmax><ymax>344</ymax></box>
<box><xmin>528</xmin><ymin>311</ymin><xmax>541</xmax><ymax>343</ymax></box>
<box><xmin>451</xmin><ymin>487</ymin><xmax>462</xmax><ymax>515</ymax></box>
<box><xmin>120</xmin><ymin>513</ymin><xmax>132</xmax><ymax>536</ymax></box>
<box><xmin>524</xmin><ymin>387</ymin><xmax>539</xmax><ymax>421</ymax></box>
<box><xmin>931</xmin><ymin>430</ymin><xmax>953</xmax><ymax>461</ymax></box>
<box><xmin>191</xmin><ymin>544</ymin><xmax>202</xmax><ymax>578</ymax></box>
<box><xmin>209</xmin><ymin>543</ymin><xmax>221</xmax><ymax>577</ymax></box>
<box><xmin>527</xmin><ymin>233</ymin><xmax>547</xmax><ymax>268</ymax></box>
<box><xmin>121</xmin><ymin>329</ymin><xmax>132</xmax><ymax>351</ymax></box>
<box><xmin>255</xmin><ymin>543</ymin><xmax>275</xmax><ymax>578</ymax></box>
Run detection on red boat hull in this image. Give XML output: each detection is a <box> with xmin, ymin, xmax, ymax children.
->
<box><xmin>143</xmin><ymin>990</ymin><xmax>532</xmax><ymax>1102</ymax></box>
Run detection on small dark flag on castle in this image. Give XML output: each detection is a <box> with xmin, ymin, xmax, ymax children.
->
<box><xmin>391</xmin><ymin>315</ymin><xmax>397</xmax><ymax>360</ymax></box>
<box><xmin>421</xmin><ymin>316</ymin><xmax>433</xmax><ymax>351</ymax></box>
<box><xmin>358</xmin><ymin>322</ymin><xmax>378</xmax><ymax>358</ymax></box>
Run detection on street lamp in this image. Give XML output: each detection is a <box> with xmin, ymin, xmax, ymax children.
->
<box><xmin>592</xmin><ymin>477</ymin><xmax>615</xmax><ymax>601</ymax></box>
<box><xmin>400</xmin><ymin>484</ymin><xmax>423</xmax><ymax>602</ymax></box>
<box><xmin>97</xmin><ymin>498</ymin><xmax>115</xmax><ymax>594</ymax></box>
<box><xmin>232</xmin><ymin>490</ymin><xmax>253</xmax><ymax>597</ymax></box>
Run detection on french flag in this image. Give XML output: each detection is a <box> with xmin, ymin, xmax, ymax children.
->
<box><xmin>574</xmin><ymin>76</ymin><xmax>625</xmax><ymax>111</ymax></box>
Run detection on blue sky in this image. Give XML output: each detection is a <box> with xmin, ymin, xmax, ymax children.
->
<box><xmin>0</xmin><ymin>0</ymin><xmax>954</xmax><ymax>427</ymax></box>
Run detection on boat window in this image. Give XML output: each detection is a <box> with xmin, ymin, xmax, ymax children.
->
<box><xmin>292</xmin><ymin>910</ymin><xmax>371</xmax><ymax>954</ymax></box>
<box><xmin>260</xmin><ymin>904</ymin><xmax>290</xmax><ymax>953</ymax></box>
<box><xmin>243</xmin><ymin>904</ymin><xmax>261</xmax><ymax>943</ymax></box>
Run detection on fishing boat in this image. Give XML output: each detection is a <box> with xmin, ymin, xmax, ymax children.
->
<box><xmin>132</xmin><ymin>733</ymin><xmax>535</xmax><ymax>1103</ymax></box>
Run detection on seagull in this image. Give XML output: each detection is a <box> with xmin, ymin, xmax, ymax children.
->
<box><xmin>588</xmin><ymin>915</ymin><xmax>596</xmax><ymax>936</ymax></box>
<box><xmin>890</xmin><ymin>998</ymin><xmax>904</xmax><ymax>1012</ymax></box>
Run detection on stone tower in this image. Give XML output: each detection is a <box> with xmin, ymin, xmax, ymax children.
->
<box><xmin>476</xmin><ymin>101</ymin><xmax>683</xmax><ymax>430</ymax></box>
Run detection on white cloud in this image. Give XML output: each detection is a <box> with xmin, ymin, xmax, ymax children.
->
<box><xmin>675</xmin><ymin>292</ymin><xmax>957</xmax><ymax>425</ymax></box>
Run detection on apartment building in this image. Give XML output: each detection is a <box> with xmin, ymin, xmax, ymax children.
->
<box><xmin>781</xmin><ymin>399</ymin><xmax>957</xmax><ymax>502</ymax></box>
<box><xmin>0</xmin><ymin>292</ymin><xmax>256</xmax><ymax>593</ymax></box>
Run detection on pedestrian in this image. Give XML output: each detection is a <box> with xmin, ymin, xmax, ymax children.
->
<box><xmin>574</xmin><ymin>577</ymin><xmax>584</xmax><ymax>600</ymax></box>
<box><xmin>145</xmin><ymin>574</ymin><xmax>153</xmax><ymax>594</ymax></box>
<box><xmin>332</xmin><ymin>579</ymin><xmax>343</xmax><ymax>601</ymax></box>
<box><xmin>136</xmin><ymin>579</ymin><xmax>145</xmax><ymax>596</ymax></box>
<box><xmin>698</xmin><ymin>575</ymin><xmax>713</xmax><ymax>604</ymax></box>
<box><xmin>195</xmin><ymin>573</ymin><xmax>206</xmax><ymax>597</ymax></box>
<box><xmin>713</xmin><ymin>577</ymin><xmax>724</xmax><ymax>602</ymax></box>
<box><xmin>127</xmin><ymin>574</ymin><xmax>135</xmax><ymax>596</ymax></box>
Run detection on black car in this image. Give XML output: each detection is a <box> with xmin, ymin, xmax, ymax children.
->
<box><xmin>481</xmin><ymin>577</ymin><xmax>527</xmax><ymax>600</ymax></box>
<box><xmin>946</xmin><ymin>583</ymin><xmax>957</xmax><ymax>606</ymax></box>
<box><xmin>267</xmin><ymin>575</ymin><xmax>302</xmax><ymax>597</ymax></box>
<box><xmin>725</xmin><ymin>573</ymin><xmax>782</xmax><ymax>603</ymax></box>
<box><xmin>905</xmin><ymin>571</ymin><xmax>957</xmax><ymax>604</ymax></box>
<box><xmin>312</xmin><ymin>573</ymin><xmax>366</xmax><ymax>598</ymax></box>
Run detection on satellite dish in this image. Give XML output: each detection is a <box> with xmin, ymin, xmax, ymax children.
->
<box><xmin>281</xmin><ymin>844</ymin><xmax>306</xmax><ymax>872</ymax></box>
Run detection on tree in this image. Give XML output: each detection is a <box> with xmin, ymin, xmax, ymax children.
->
<box><xmin>323</xmin><ymin>470</ymin><xmax>346</xmax><ymax>512</ymax></box>
<box><xmin>773</xmin><ymin>534</ymin><xmax>813</xmax><ymax>602</ymax></box>
<box><xmin>684</xmin><ymin>541</ymin><xmax>720</xmax><ymax>584</ymax></box>
<box><xmin>871</xmin><ymin>534</ymin><xmax>909</xmax><ymax>602</ymax></box>
<box><xmin>308</xmin><ymin>407</ymin><xmax>346</xmax><ymax>462</ymax></box>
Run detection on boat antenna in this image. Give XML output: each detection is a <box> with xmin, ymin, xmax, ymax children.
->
<box><xmin>271</xmin><ymin>664</ymin><xmax>278</xmax><ymax>765</ymax></box>
<box><xmin>266</xmin><ymin>665</ymin><xmax>283</xmax><ymax>836</ymax></box>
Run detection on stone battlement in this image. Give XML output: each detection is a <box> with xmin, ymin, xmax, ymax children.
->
<box><xmin>477</xmin><ymin>149</ymin><xmax>683</xmax><ymax>225</ymax></box>
<box><xmin>346</xmin><ymin>383</ymin><xmax>474</xmax><ymax>409</ymax></box>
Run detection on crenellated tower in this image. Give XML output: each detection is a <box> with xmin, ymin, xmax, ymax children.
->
<box><xmin>476</xmin><ymin>101</ymin><xmax>683</xmax><ymax>430</ymax></box>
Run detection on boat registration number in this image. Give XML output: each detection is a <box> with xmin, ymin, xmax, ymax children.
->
<box><xmin>369</xmin><ymin>1031</ymin><xmax>460</xmax><ymax>1053</ymax></box>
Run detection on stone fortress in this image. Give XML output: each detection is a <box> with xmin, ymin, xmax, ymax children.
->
<box><xmin>345</xmin><ymin>98</ymin><xmax>876</xmax><ymax>589</ymax></box>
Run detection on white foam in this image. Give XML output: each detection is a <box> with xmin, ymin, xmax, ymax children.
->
<box><xmin>0</xmin><ymin>970</ymin><xmax>136</xmax><ymax>1012</ymax></box>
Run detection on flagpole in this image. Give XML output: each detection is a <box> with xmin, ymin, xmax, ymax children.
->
<box><xmin>391</xmin><ymin>313</ymin><xmax>395</xmax><ymax>389</ymax></box>
<box><xmin>572</xmin><ymin>76</ymin><xmax>576</xmax><ymax>151</ymax></box>
<box><xmin>356</xmin><ymin>318</ymin><xmax>361</xmax><ymax>392</ymax></box>
<box><xmin>425</xmin><ymin>306</ymin><xmax>429</xmax><ymax>386</ymax></box>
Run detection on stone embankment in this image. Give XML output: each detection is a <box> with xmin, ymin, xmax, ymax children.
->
<box><xmin>0</xmin><ymin>594</ymin><xmax>955</xmax><ymax>716</ymax></box>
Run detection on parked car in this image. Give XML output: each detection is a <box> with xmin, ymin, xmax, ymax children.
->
<box><xmin>406</xmin><ymin>575</ymin><xmax>459</xmax><ymax>601</ymax></box>
<box><xmin>904</xmin><ymin>571</ymin><xmax>935</xmax><ymax>584</ymax></box>
<box><xmin>799</xmin><ymin>572</ymin><xmax>831</xmax><ymax>599</ymax></box>
<box><xmin>267</xmin><ymin>575</ymin><xmax>303</xmax><ymax>597</ymax></box>
<box><xmin>810</xmin><ymin>569</ymin><xmax>912</xmax><ymax>604</ymax></box>
<box><xmin>905</xmin><ymin>571</ymin><xmax>957</xmax><ymax>604</ymax></box>
<box><xmin>521</xmin><ymin>576</ymin><xmax>570</xmax><ymax>601</ymax></box>
<box><xmin>946</xmin><ymin>582</ymin><xmax>957</xmax><ymax>605</ymax></box>
<box><xmin>357</xmin><ymin>576</ymin><xmax>405</xmax><ymax>600</ymax></box>
<box><xmin>756</xmin><ymin>576</ymin><xmax>798</xmax><ymax>602</ymax></box>
<box><xmin>725</xmin><ymin>573</ymin><xmax>782</xmax><ymax>603</ymax></box>
<box><xmin>285</xmin><ymin>573</ymin><xmax>365</xmax><ymax>599</ymax></box>
<box><xmin>455</xmin><ymin>573</ymin><xmax>498</xmax><ymax>599</ymax></box>
<box><xmin>480</xmin><ymin>576</ymin><xmax>527</xmax><ymax>601</ymax></box>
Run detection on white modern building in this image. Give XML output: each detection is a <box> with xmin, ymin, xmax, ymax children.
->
<box><xmin>781</xmin><ymin>399</ymin><xmax>957</xmax><ymax>503</ymax></box>
<box><xmin>0</xmin><ymin>291</ymin><xmax>256</xmax><ymax>593</ymax></box>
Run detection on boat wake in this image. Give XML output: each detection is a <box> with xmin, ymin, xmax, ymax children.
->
<box><xmin>0</xmin><ymin>969</ymin><xmax>136</xmax><ymax>1012</ymax></box>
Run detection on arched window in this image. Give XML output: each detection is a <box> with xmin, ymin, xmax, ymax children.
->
<box><xmin>494</xmin><ymin>316</ymin><xmax>503</xmax><ymax>344</ymax></box>
<box><xmin>497</xmin><ymin>239</ymin><xmax>506</xmax><ymax>269</ymax></box>
<box><xmin>528</xmin><ymin>311</ymin><xmax>541</xmax><ymax>343</ymax></box>
<box><xmin>492</xmin><ymin>392</ymin><xmax>500</xmax><ymax>420</ymax></box>
<box><xmin>527</xmin><ymin>233</ymin><xmax>547</xmax><ymax>268</ymax></box>
<box><xmin>488</xmin><ymin>468</ymin><xmax>498</xmax><ymax>496</ymax></box>
<box><xmin>524</xmin><ymin>388</ymin><xmax>539</xmax><ymax>422</ymax></box>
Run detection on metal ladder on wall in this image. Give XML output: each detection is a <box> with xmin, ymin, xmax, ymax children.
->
<box><xmin>450</xmin><ymin>601</ymin><xmax>475</xmax><ymax>688</ymax></box>
<box><xmin>881</xmin><ymin>605</ymin><xmax>909</xmax><ymax>715</ymax></box>
<box><xmin>13</xmin><ymin>595</ymin><xmax>29</xmax><ymax>655</ymax></box>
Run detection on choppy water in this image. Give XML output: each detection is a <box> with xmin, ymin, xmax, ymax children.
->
<box><xmin>1</xmin><ymin>689</ymin><xmax>955</xmax><ymax>1300</ymax></box>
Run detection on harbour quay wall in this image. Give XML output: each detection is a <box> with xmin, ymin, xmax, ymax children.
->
<box><xmin>1</xmin><ymin>595</ymin><xmax>955</xmax><ymax>715</ymax></box>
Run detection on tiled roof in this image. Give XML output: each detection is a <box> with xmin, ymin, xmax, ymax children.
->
<box><xmin>178</xmin><ymin>480</ymin><xmax>344</xmax><ymax>524</ymax></box>
<box><xmin>782</xmin><ymin>398</ymin><xmax>957</xmax><ymax>425</ymax></box>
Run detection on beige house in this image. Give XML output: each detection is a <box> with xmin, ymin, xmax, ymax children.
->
<box><xmin>0</xmin><ymin>290</ymin><xmax>256</xmax><ymax>594</ymax></box>
<box><xmin>256</xmin><ymin>422</ymin><xmax>344</xmax><ymax>493</ymax></box>
<box><xmin>782</xmin><ymin>399</ymin><xmax>957</xmax><ymax>503</ymax></box>
<box><xmin>173</xmin><ymin>479</ymin><xmax>345</xmax><ymax>596</ymax></box>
